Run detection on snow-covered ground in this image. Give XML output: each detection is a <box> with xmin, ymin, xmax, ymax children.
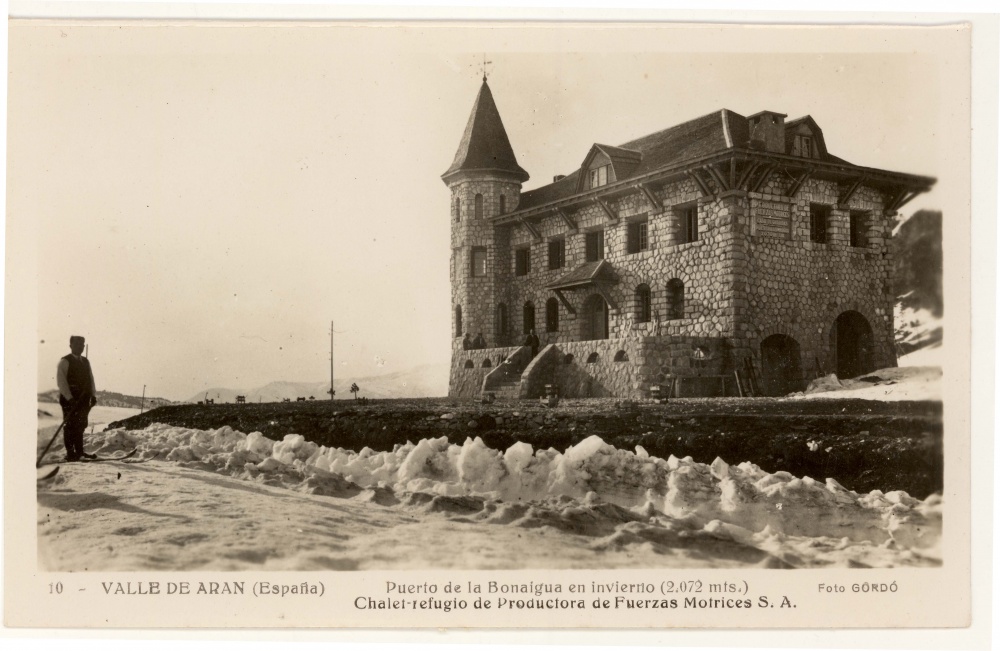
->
<box><xmin>38</xmin><ymin>412</ymin><xmax>941</xmax><ymax>571</ymax></box>
<box><xmin>792</xmin><ymin>365</ymin><xmax>942</xmax><ymax>402</ymax></box>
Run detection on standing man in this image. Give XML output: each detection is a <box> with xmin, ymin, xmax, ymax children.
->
<box><xmin>524</xmin><ymin>328</ymin><xmax>540</xmax><ymax>358</ymax></box>
<box><xmin>56</xmin><ymin>335</ymin><xmax>97</xmax><ymax>461</ymax></box>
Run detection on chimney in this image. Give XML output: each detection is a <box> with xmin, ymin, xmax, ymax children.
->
<box><xmin>553</xmin><ymin>175</ymin><xmax>566</xmax><ymax>182</ymax></box>
<box><xmin>747</xmin><ymin>111</ymin><xmax>787</xmax><ymax>154</ymax></box>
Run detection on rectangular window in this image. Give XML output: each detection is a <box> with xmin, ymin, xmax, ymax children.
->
<box><xmin>515</xmin><ymin>247</ymin><xmax>531</xmax><ymax>276</ymax></box>
<box><xmin>548</xmin><ymin>239</ymin><xmax>565</xmax><ymax>270</ymax></box>
<box><xmin>810</xmin><ymin>204</ymin><xmax>829</xmax><ymax>244</ymax></box>
<box><xmin>677</xmin><ymin>204</ymin><xmax>698</xmax><ymax>244</ymax></box>
<box><xmin>850</xmin><ymin>211</ymin><xmax>868</xmax><ymax>248</ymax></box>
<box><xmin>627</xmin><ymin>218</ymin><xmax>649</xmax><ymax>254</ymax></box>
<box><xmin>585</xmin><ymin>230</ymin><xmax>605</xmax><ymax>262</ymax></box>
<box><xmin>796</xmin><ymin>135</ymin><xmax>813</xmax><ymax>157</ymax></box>
<box><xmin>589</xmin><ymin>164</ymin><xmax>609</xmax><ymax>189</ymax></box>
<box><xmin>471</xmin><ymin>247</ymin><xmax>487</xmax><ymax>277</ymax></box>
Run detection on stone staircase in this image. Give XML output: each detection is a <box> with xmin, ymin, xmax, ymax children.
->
<box><xmin>481</xmin><ymin>346</ymin><xmax>532</xmax><ymax>401</ymax></box>
<box><xmin>490</xmin><ymin>378</ymin><xmax>522</xmax><ymax>400</ymax></box>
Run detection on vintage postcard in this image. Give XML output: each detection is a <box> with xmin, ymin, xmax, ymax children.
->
<box><xmin>2</xmin><ymin>13</ymin><xmax>986</xmax><ymax>639</ymax></box>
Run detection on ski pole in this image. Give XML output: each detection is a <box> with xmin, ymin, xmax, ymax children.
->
<box><xmin>36</xmin><ymin>398</ymin><xmax>88</xmax><ymax>467</ymax></box>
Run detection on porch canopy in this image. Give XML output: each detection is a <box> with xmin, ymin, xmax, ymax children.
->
<box><xmin>546</xmin><ymin>260</ymin><xmax>619</xmax><ymax>314</ymax></box>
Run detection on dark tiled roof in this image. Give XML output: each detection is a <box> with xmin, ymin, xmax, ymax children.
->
<box><xmin>518</xmin><ymin>109</ymin><xmax>736</xmax><ymax>210</ymax></box>
<box><xmin>516</xmin><ymin>109</ymin><xmax>853</xmax><ymax>212</ymax></box>
<box><xmin>547</xmin><ymin>260</ymin><xmax>617</xmax><ymax>290</ymax></box>
<box><xmin>594</xmin><ymin>144</ymin><xmax>642</xmax><ymax>162</ymax></box>
<box><xmin>443</xmin><ymin>80</ymin><xmax>529</xmax><ymax>182</ymax></box>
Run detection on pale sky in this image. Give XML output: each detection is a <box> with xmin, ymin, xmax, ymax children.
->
<box><xmin>10</xmin><ymin>22</ymin><xmax>962</xmax><ymax>400</ymax></box>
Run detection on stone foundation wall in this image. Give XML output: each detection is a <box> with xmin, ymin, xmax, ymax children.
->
<box><xmin>520</xmin><ymin>335</ymin><xmax>733</xmax><ymax>399</ymax></box>
<box><xmin>448</xmin><ymin>343</ymin><xmax>523</xmax><ymax>398</ymax></box>
<box><xmin>548</xmin><ymin>339</ymin><xmax>645</xmax><ymax>398</ymax></box>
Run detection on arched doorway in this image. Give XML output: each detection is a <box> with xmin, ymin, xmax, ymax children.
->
<box><xmin>495</xmin><ymin>303</ymin><xmax>508</xmax><ymax>345</ymax></box>
<box><xmin>831</xmin><ymin>311</ymin><xmax>875</xmax><ymax>379</ymax></box>
<box><xmin>760</xmin><ymin>334</ymin><xmax>804</xmax><ymax>396</ymax></box>
<box><xmin>581</xmin><ymin>294</ymin><xmax>609</xmax><ymax>341</ymax></box>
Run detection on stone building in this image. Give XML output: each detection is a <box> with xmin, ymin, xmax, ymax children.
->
<box><xmin>444</xmin><ymin>78</ymin><xmax>935</xmax><ymax>399</ymax></box>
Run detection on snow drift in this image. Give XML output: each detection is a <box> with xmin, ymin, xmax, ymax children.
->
<box><xmin>81</xmin><ymin>423</ymin><xmax>942</xmax><ymax>568</ymax></box>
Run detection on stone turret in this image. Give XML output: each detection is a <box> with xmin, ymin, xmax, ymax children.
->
<box><xmin>443</xmin><ymin>78</ymin><xmax>529</xmax><ymax>348</ymax></box>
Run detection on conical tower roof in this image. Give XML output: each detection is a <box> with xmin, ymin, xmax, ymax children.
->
<box><xmin>442</xmin><ymin>79</ymin><xmax>529</xmax><ymax>183</ymax></box>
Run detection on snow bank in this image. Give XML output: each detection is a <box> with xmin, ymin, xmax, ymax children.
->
<box><xmin>87</xmin><ymin>425</ymin><xmax>941</xmax><ymax>567</ymax></box>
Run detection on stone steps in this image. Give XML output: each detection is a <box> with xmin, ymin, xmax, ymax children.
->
<box><xmin>488</xmin><ymin>378</ymin><xmax>522</xmax><ymax>400</ymax></box>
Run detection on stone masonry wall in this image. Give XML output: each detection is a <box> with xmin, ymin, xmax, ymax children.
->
<box><xmin>448</xmin><ymin>343</ymin><xmax>523</xmax><ymax>399</ymax></box>
<box><xmin>449</xmin><ymin>173</ymin><xmax>523</xmax><ymax>348</ymax></box>
<box><xmin>449</xmin><ymin>167</ymin><xmax>897</xmax><ymax>398</ymax></box>
<box><xmin>521</xmin><ymin>335</ymin><xmax>732</xmax><ymax>399</ymax></box>
<box><xmin>731</xmin><ymin>177</ymin><xmax>896</xmax><ymax>383</ymax></box>
<box><xmin>503</xmin><ymin>175</ymin><xmax>742</xmax><ymax>346</ymax></box>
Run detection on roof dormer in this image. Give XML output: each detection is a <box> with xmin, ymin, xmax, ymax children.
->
<box><xmin>783</xmin><ymin>116</ymin><xmax>828</xmax><ymax>160</ymax></box>
<box><xmin>577</xmin><ymin>144</ymin><xmax>642</xmax><ymax>192</ymax></box>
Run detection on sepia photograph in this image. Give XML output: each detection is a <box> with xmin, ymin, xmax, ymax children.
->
<box><xmin>4</xmin><ymin>13</ymin><xmax>981</xmax><ymax>633</ymax></box>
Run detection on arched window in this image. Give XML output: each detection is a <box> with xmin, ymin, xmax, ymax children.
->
<box><xmin>475</xmin><ymin>194</ymin><xmax>484</xmax><ymax>220</ymax></box>
<box><xmin>564</xmin><ymin>353</ymin><xmax>575</xmax><ymax>364</ymax></box>
<box><xmin>455</xmin><ymin>197</ymin><xmax>461</xmax><ymax>222</ymax></box>
<box><xmin>586</xmin><ymin>352</ymin><xmax>599</xmax><ymax>364</ymax></box>
<box><xmin>482</xmin><ymin>358</ymin><xmax>492</xmax><ymax>368</ymax></box>
<box><xmin>523</xmin><ymin>301</ymin><xmax>535</xmax><ymax>335</ymax></box>
<box><xmin>546</xmin><ymin>298</ymin><xmax>559</xmax><ymax>332</ymax></box>
<box><xmin>496</xmin><ymin>303</ymin><xmax>508</xmax><ymax>343</ymax></box>
<box><xmin>614</xmin><ymin>350</ymin><xmax>629</xmax><ymax>362</ymax></box>
<box><xmin>455</xmin><ymin>305</ymin><xmax>463</xmax><ymax>338</ymax></box>
<box><xmin>499</xmin><ymin>195</ymin><xmax>506</xmax><ymax>214</ymax></box>
<box><xmin>635</xmin><ymin>284</ymin><xmax>652</xmax><ymax>323</ymax></box>
<box><xmin>666</xmin><ymin>279</ymin><xmax>684</xmax><ymax>320</ymax></box>
<box><xmin>464</xmin><ymin>359</ymin><xmax>474</xmax><ymax>369</ymax></box>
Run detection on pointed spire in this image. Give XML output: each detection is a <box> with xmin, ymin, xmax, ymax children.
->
<box><xmin>442</xmin><ymin>79</ymin><xmax>529</xmax><ymax>183</ymax></box>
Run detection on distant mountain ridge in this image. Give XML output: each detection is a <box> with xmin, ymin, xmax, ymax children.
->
<box><xmin>37</xmin><ymin>389</ymin><xmax>177</xmax><ymax>410</ymax></box>
<box><xmin>187</xmin><ymin>362</ymin><xmax>449</xmax><ymax>404</ymax></box>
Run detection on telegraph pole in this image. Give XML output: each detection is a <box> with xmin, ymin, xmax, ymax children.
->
<box><xmin>330</xmin><ymin>320</ymin><xmax>334</xmax><ymax>400</ymax></box>
<box><xmin>140</xmin><ymin>384</ymin><xmax>146</xmax><ymax>414</ymax></box>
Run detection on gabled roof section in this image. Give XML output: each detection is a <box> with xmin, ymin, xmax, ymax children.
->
<box><xmin>519</xmin><ymin>109</ymin><xmax>739</xmax><ymax>210</ymax></box>
<box><xmin>783</xmin><ymin>115</ymin><xmax>840</xmax><ymax>162</ymax></box>
<box><xmin>442</xmin><ymin>79</ymin><xmax>529</xmax><ymax>183</ymax></box>
<box><xmin>577</xmin><ymin>144</ymin><xmax>643</xmax><ymax>192</ymax></box>
<box><xmin>546</xmin><ymin>260</ymin><xmax>617</xmax><ymax>291</ymax></box>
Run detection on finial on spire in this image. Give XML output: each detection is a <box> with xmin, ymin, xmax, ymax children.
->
<box><xmin>480</xmin><ymin>54</ymin><xmax>492</xmax><ymax>83</ymax></box>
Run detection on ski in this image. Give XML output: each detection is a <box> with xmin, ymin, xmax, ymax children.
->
<box><xmin>78</xmin><ymin>448</ymin><xmax>139</xmax><ymax>463</ymax></box>
<box><xmin>37</xmin><ymin>466</ymin><xmax>60</xmax><ymax>481</ymax></box>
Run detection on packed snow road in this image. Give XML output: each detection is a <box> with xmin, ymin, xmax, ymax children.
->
<box><xmin>37</xmin><ymin>423</ymin><xmax>941</xmax><ymax>571</ymax></box>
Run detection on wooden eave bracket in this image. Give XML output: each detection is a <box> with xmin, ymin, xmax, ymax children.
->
<box><xmin>637</xmin><ymin>183</ymin><xmax>663</xmax><ymax>212</ymax></box>
<box><xmin>736</xmin><ymin>161</ymin><xmax>763</xmax><ymax>191</ymax></box>
<box><xmin>519</xmin><ymin>218</ymin><xmax>542</xmax><ymax>242</ymax></box>
<box><xmin>687</xmin><ymin>170</ymin><xmax>713</xmax><ymax>197</ymax></box>
<box><xmin>553</xmin><ymin>289</ymin><xmax>576</xmax><ymax>315</ymax></box>
<box><xmin>837</xmin><ymin>175</ymin><xmax>866</xmax><ymax>206</ymax></box>
<box><xmin>786</xmin><ymin>169</ymin><xmax>814</xmax><ymax>198</ymax></box>
<box><xmin>594</xmin><ymin>197</ymin><xmax>619</xmax><ymax>224</ymax></box>
<box><xmin>555</xmin><ymin>207</ymin><xmax>578</xmax><ymax>232</ymax></box>
<box><xmin>704</xmin><ymin>164</ymin><xmax>731</xmax><ymax>193</ymax></box>
<box><xmin>886</xmin><ymin>187</ymin><xmax>922</xmax><ymax>213</ymax></box>
<box><xmin>593</xmin><ymin>283</ymin><xmax>619</xmax><ymax>312</ymax></box>
<box><xmin>749</xmin><ymin>164</ymin><xmax>777</xmax><ymax>194</ymax></box>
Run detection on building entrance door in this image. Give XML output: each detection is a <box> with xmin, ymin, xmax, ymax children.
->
<box><xmin>831</xmin><ymin>311</ymin><xmax>875</xmax><ymax>379</ymax></box>
<box><xmin>760</xmin><ymin>334</ymin><xmax>804</xmax><ymax>396</ymax></box>
<box><xmin>582</xmin><ymin>294</ymin><xmax>609</xmax><ymax>340</ymax></box>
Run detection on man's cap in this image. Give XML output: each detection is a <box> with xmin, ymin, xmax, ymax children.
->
<box><xmin>70</xmin><ymin>335</ymin><xmax>85</xmax><ymax>345</ymax></box>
